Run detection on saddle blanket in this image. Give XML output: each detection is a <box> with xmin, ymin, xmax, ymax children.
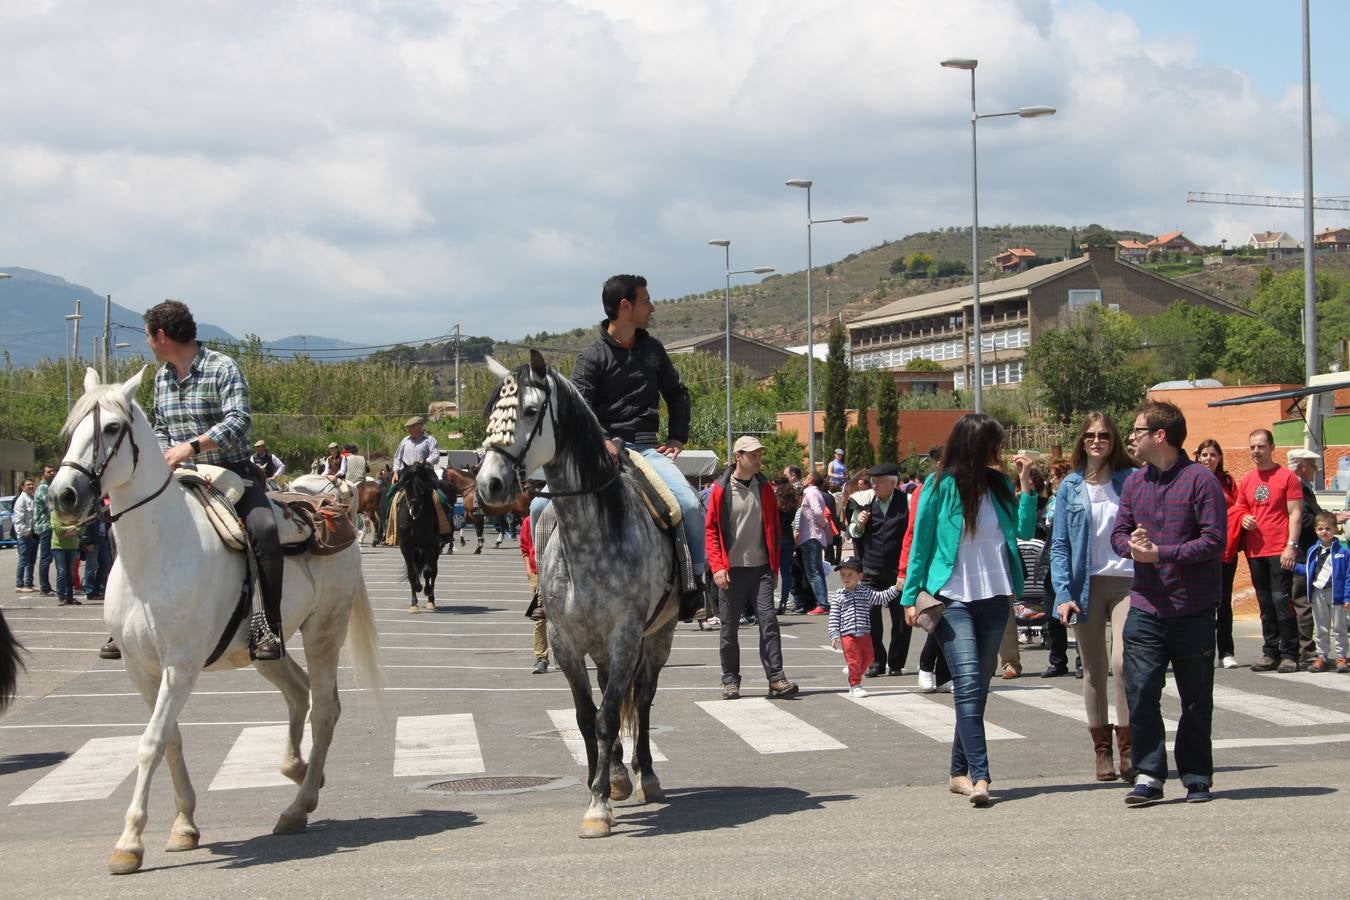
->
<box><xmin>383</xmin><ymin>489</ymin><xmax>451</xmax><ymax>547</ymax></box>
<box><xmin>176</xmin><ymin>467</ymin><xmax>355</xmax><ymax>556</ymax></box>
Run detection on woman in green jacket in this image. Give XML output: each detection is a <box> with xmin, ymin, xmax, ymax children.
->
<box><xmin>902</xmin><ymin>413</ymin><xmax>1038</xmax><ymax>806</ymax></box>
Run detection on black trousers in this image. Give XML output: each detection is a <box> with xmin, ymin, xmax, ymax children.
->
<box><xmin>718</xmin><ymin>565</ymin><xmax>786</xmax><ymax>685</ymax></box>
<box><xmin>221</xmin><ymin>459</ymin><xmax>283</xmax><ymax>634</ymax></box>
<box><xmin>864</xmin><ymin>568</ymin><xmax>910</xmax><ymax>672</ymax></box>
<box><xmin>1248</xmin><ymin>555</ymin><xmax>1298</xmax><ymax>662</ymax></box>
<box><xmin>1216</xmin><ymin>560</ymin><xmax>1237</xmax><ymax>659</ymax></box>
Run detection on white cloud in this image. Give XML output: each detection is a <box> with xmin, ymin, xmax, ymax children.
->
<box><xmin>0</xmin><ymin>0</ymin><xmax>1346</xmax><ymax>344</ymax></box>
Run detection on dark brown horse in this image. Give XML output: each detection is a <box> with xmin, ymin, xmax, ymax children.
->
<box><xmin>355</xmin><ymin>480</ymin><xmax>384</xmax><ymax>545</ymax></box>
<box><xmin>441</xmin><ymin>466</ymin><xmax>532</xmax><ymax>553</ymax></box>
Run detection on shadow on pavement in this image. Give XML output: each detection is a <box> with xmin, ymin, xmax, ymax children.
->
<box><xmin>192</xmin><ymin>810</ymin><xmax>480</xmax><ymax>870</ymax></box>
<box><xmin>1214</xmin><ymin>785</ymin><xmax>1337</xmax><ymax>802</ymax></box>
<box><xmin>0</xmin><ymin>751</ymin><xmax>70</xmax><ymax>776</ymax></box>
<box><xmin>617</xmin><ymin>786</ymin><xmax>854</xmax><ymax>837</ymax></box>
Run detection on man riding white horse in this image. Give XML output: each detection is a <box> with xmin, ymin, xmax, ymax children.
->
<box><xmin>145</xmin><ymin>300</ymin><xmax>285</xmax><ymax>660</ymax></box>
<box><xmin>251</xmin><ymin>439</ymin><xmax>285</xmax><ymax>487</ymax></box>
<box><xmin>316</xmin><ymin>442</ymin><xmax>347</xmax><ymax>479</ymax></box>
<box><xmin>529</xmin><ymin>273</ymin><xmax>707</xmax><ymax>618</ymax></box>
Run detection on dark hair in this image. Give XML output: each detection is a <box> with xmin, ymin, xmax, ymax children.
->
<box><xmin>601</xmin><ymin>274</ymin><xmax>648</xmax><ymax>321</ymax></box>
<box><xmin>936</xmin><ymin>413</ymin><xmax>1013</xmax><ymax>535</ymax></box>
<box><xmin>927</xmin><ymin>446</ymin><xmax>943</xmax><ymax>461</ymax></box>
<box><xmin>773</xmin><ymin>477</ymin><xmax>799</xmax><ymax>513</ymax></box>
<box><xmin>1248</xmin><ymin>428</ymin><xmax>1274</xmax><ymax>447</ymax></box>
<box><xmin>1193</xmin><ymin>438</ymin><xmax>1225</xmax><ymax>474</ymax></box>
<box><xmin>1027</xmin><ymin>464</ymin><xmax>1047</xmax><ymax>494</ymax></box>
<box><xmin>785</xmin><ymin>465</ymin><xmax>802</xmax><ymax>481</ymax></box>
<box><xmin>1069</xmin><ymin>411</ymin><xmax>1135</xmax><ymax>474</ymax></box>
<box><xmin>1138</xmin><ymin>400</ymin><xmax>1187</xmax><ymax>450</ymax></box>
<box><xmin>804</xmin><ymin>470</ymin><xmax>824</xmax><ymax>489</ymax></box>
<box><xmin>144</xmin><ymin>300</ymin><xmax>197</xmax><ymax>343</ymax></box>
<box><xmin>344</xmin><ymin>444</ymin><xmax>359</xmax><ymax>453</ymax></box>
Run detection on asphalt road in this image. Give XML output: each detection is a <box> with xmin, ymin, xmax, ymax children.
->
<box><xmin>3</xmin><ymin>540</ymin><xmax>1350</xmax><ymax>898</ymax></box>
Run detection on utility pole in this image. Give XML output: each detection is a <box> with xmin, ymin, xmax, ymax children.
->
<box><xmin>102</xmin><ymin>294</ymin><xmax>111</xmax><ymax>382</ymax></box>
<box><xmin>1300</xmin><ymin>0</ymin><xmax>1322</xmax><ymax>485</ymax></box>
<box><xmin>453</xmin><ymin>323</ymin><xmax>461</xmax><ymax>418</ymax></box>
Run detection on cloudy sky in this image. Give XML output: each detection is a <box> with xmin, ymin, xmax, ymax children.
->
<box><xmin>1</xmin><ymin>0</ymin><xmax>1347</xmax><ymax>346</ymax></box>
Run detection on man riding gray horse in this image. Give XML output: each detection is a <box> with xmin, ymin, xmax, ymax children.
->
<box><xmin>529</xmin><ymin>273</ymin><xmax>707</xmax><ymax>617</ymax></box>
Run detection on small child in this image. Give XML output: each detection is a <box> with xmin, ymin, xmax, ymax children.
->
<box><xmin>1295</xmin><ymin>511</ymin><xmax>1350</xmax><ymax>673</ymax></box>
<box><xmin>828</xmin><ymin>557</ymin><xmax>900</xmax><ymax>697</ymax></box>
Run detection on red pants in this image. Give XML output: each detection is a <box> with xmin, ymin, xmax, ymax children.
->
<box><xmin>841</xmin><ymin>634</ymin><xmax>874</xmax><ymax>687</ymax></box>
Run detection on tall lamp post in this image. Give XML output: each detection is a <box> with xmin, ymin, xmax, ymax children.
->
<box><xmin>940</xmin><ymin>58</ymin><xmax>1054</xmax><ymax>413</ymax></box>
<box><xmin>708</xmin><ymin>239</ymin><xmax>773</xmax><ymax>456</ymax></box>
<box><xmin>64</xmin><ymin>309</ymin><xmax>84</xmax><ymax>412</ymax></box>
<box><xmin>784</xmin><ymin>179</ymin><xmax>867</xmax><ymax>473</ymax></box>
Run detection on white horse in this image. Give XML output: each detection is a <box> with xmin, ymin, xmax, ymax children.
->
<box><xmin>49</xmin><ymin>369</ymin><xmax>383</xmax><ymax>876</ymax></box>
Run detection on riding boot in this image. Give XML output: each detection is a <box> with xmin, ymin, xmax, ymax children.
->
<box><xmin>1089</xmin><ymin>725</ymin><xmax>1117</xmax><ymax>781</ymax></box>
<box><xmin>679</xmin><ymin>575</ymin><xmax>707</xmax><ymax>622</ymax></box>
<box><xmin>1114</xmin><ymin>724</ymin><xmax>1136</xmax><ymax>782</ymax></box>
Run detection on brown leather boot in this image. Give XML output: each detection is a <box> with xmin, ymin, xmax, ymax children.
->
<box><xmin>1115</xmin><ymin>724</ymin><xmax>1135</xmax><ymax>782</ymax></box>
<box><xmin>1089</xmin><ymin>725</ymin><xmax>1118</xmax><ymax>781</ymax></box>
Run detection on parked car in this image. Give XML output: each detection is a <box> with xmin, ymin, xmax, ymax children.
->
<box><xmin>0</xmin><ymin>495</ymin><xmax>15</xmax><ymax>547</ymax></box>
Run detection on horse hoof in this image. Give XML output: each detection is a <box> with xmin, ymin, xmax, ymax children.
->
<box><xmin>408</xmin><ymin>604</ymin><xmax>418</xmax><ymax>614</ymax></box>
<box><xmin>108</xmin><ymin>849</ymin><xmax>143</xmax><ymax>875</ymax></box>
<box><xmin>165</xmin><ymin>831</ymin><xmax>200</xmax><ymax>852</ymax></box>
<box><xmin>578</xmin><ymin>815</ymin><xmax>612</xmax><ymax>839</ymax></box>
<box><xmin>609</xmin><ymin>771</ymin><xmax>633</xmax><ymax>802</ymax></box>
<box><xmin>638</xmin><ymin>779</ymin><xmax>666</xmax><ymax>804</ymax></box>
<box><xmin>425</xmin><ymin>601</ymin><xmax>435</xmax><ymax>611</ymax></box>
<box><xmin>273</xmin><ymin>813</ymin><xmax>308</xmax><ymax>835</ymax></box>
<box><xmin>473</xmin><ymin>546</ymin><xmax>482</xmax><ymax>555</ymax></box>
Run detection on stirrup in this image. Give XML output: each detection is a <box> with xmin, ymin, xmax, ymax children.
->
<box><xmin>249</xmin><ymin>612</ymin><xmax>285</xmax><ymax>660</ymax></box>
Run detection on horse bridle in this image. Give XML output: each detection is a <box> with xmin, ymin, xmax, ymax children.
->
<box><xmin>60</xmin><ymin>402</ymin><xmax>171</xmax><ymax>525</ymax></box>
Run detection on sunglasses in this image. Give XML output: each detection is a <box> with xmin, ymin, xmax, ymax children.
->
<box><xmin>1083</xmin><ymin>431</ymin><xmax>1112</xmax><ymax>442</ymax></box>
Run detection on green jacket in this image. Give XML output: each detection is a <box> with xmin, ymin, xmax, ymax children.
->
<box><xmin>900</xmin><ymin>471</ymin><xmax>1039</xmax><ymax>607</ymax></box>
<box><xmin>51</xmin><ymin>510</ymin><xmax>82</xmax><ymax>551</ymax></box>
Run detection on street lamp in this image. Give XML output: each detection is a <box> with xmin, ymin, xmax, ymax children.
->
<box><xmin>708</xmin><ymin>239</ymin><xmax>774</xmax><ymax>456</ymax></box>
<box><xmin>113</xmin><ymin>341</ymin><xmax>130</xmax><ymax>374</ymax></box>
<box><xmin>64</xmin><ymin>310</ymin><xmax>84</xmax><ymax>412</ymax></box>
<box><xmin>940</xmin><ymin>57</ymin><xmax>1055</xmax><ymax>413</ymax></box>
<box><xmin>785</xmin><ymin>179</ymin><xmax>868</xmax><ymax>473</ymax></box>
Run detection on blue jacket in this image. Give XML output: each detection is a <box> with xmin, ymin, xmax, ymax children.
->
<box><xmin>1295</xmin><ymin>540</ymin><xmax>1350</xmax><ymax>606</ymax></box>
<box><xmin>1049</xmin><ymin>467</ymin><xmax>1136</xmax><ymax>617</ymax></box>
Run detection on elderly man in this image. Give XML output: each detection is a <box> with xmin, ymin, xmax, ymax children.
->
<box><xmin>251</xmin><ymin>439</ymin><xmax>285</xmax><ymax>484</ymax></box>
<box><xmin>394</xmin><ymin>416</ymin><xmax>439</xmax><ymax>478</ymax></box>
<box><xmin>1287</xmin><ymin>448</ymin><xmax>1325</xmax><ymax>664</ymax></box>
<box><xmin>848</xmin><ymin>462</ymin><xmax>910</xmax><ymax>676</ymax></box>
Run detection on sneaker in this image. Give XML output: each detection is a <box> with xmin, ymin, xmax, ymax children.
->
<box><xmin>1338</xmin><ymin>658</ymin><xmax>1349</xmax><ymax>674</ymax></box>
<box><xmin>1276</xmin><ymin>659</ymin><xmax>1299</xmax><ymax>674</ymax></box>
<box><xmin>1040</xmin><ymin>663</ymin><xmax>1069</xmax><ymax>678</ymax></box>
<box><xmin>721</xmin><ymin>681</ymin><xmax>741</xmax><ymax>700</ymax></box>
<box><xmin>1309</xmin><ymin>657</ymin><xmax>1329</xmax><ymax>673</ymax></box>
<box><xmin>15</xmin><ymin>586</ymin><xmax>35</xmax><ymax>593</ymax></box>
<box><xmin>1220</xmin><ymin>655</ymin><xmax>1239</xmax><ymax>670</ymax></box>
<box><xmin>806</xmin><ymin>607</ymin><xmax>828</xmax><ymax>616</ymax></box>
<box><xmin>934</xmin><ymin>679</ymin><xmax>953</xmax><ymax>693</ymax></box>
<box><xmin>767</xmin><ymin>679</ymin><xmax>799</xmax><ymax>699</ymax></box>
<box><xmin>917</xmin><ymin>669</ymin><xmax>937</xmax><ymax>692</ymax></box>
<box><xmin>848</xmin><ymin>685</ymin><xmax>868</xmax><ymax>698</ymax></box>
<box><xmin>864</xmin><ymin>663</ymin><xmax>885</xmax><ymax>678</ymax></box>
<box><xmin>704</xmin><ymin>616</ymin><xmax>721</xmax><ymax>627</ymax></box>
<box><xmin>66</xmin><ymin>596</ymin><xmax>82</xmax><ymax>606</ymax></box>
<box><xmin>99</xmin><ymin>638</ymin><xmax>121</xmax><ymax>660</ymax></box>
<box><xmin>1124</xmin><ymin>783</ymin><xmax>1164</xmax><ymax>807</ymax></box>
<box><xmin>1250</xmin><ymin>657</ymin><xmax>1278</xmax><ymax>672</ymax></box>
<box><xmin>1185</xmin><ymin>785</ymin><xmax>1213</xmax><ymax>803</ymax></box>
<box><xmin>39</xmin><ymin>589</ymin><xmax>54</xmax><ymax>597</ymax></box>
<box><xmin>531</xmin><ymin>658</ymin><xmax>548</xmax><ymax>675</ymax></box>
<box><xmin>888</xmin><ymin>668</ymin><xmax>904</xmax><ymax>676</ymax></box>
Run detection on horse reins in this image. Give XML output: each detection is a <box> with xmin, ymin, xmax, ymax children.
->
<box><xmin>60</xmin><ymin>402</ymin><xmax>171</xmax><ymax>525</ymax></box>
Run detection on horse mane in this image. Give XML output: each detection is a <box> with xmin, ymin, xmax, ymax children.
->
<box><xmin>61</xmin><ymin>385</ymin><xmax>136</xmax><ymax>440</ymax></box>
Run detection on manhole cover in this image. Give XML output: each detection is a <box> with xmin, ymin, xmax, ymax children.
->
<box><xmin>415</xmin><ymin>774</ymin><xmax>576</xmax><ymax>796</ymax></box>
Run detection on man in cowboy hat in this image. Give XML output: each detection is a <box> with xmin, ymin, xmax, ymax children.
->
<box><xmin>393</xmin><ymin>416</ymin><xmax>439</xmax><ymax>480</ymax></box>
<box><xmin>317</xmin><ymin>441</ymin><xmax>347</xmax><ymax>480</ymax></box>
<box><xmin>251</xmin><ymin>439</ymin><xmax>285</xmax><ymax>483</ymax></box>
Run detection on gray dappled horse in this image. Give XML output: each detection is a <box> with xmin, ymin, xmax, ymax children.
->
<box><xmin>476</xmin><ymin>351</ymin><xmax>676</xmax><ymax>838</ymax></box>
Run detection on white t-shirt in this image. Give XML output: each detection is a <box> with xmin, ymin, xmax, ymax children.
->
<box><xmin>940</xmin><ymin>494</ymin><xmax>1015</xmax><ymax>603</ymax></box>
<box><xmin>1088</xmin><ymin>480</ymin><xmax>1133</xmax><ymax>578</ymax></box>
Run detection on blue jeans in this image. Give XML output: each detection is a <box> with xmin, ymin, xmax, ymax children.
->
<box><xmin>798</xmin><ymin>539</ymin><xmax>829</xmax><ymax>610</ymax></box>
<box><xmin>83</xmin><ymin>538</ymin><xmax>112</xmax><ymax>597</ymax></box>
<box><xmin>36</xmin><ymin>530</ymin><xmax>52</xmax><ymax>593</ymax></box>
<box><xmin>937</xmin><ymin>595</ymin><xmax>1010</xmax><ymax>784</ymax></box>
<box><xmin>528</xmin><ymin>445</ymin><xmax>707</xmax><ymax>575</ymax></box>
<box><xmin>1123</xmin><ymin>606</ymin><xmax>1215</xmax><ymax>789</ymax></box>
<box><xmin>15</xmin><ymin>533</ymin><xmax>36</xmax><ymax>587</ymax></box>
<box><xmin>53</xmin><ymin>548</ymin><xmax>78</xmax><ymax>601</ymax></box>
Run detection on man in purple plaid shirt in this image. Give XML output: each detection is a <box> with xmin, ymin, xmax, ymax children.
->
<box><xmin>1111</xmin><ymin>399</ymin><xmax>1225</xmax><ymax>806</ymax></box>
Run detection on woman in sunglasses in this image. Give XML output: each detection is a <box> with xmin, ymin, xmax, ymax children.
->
<box><xmin>1049</xmin><ymin>412</ymin><xmax>1138</xmax><ymax>783</ymax></box>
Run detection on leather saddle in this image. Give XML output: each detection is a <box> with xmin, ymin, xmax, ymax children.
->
<box><xmin>175</xmin><ymin>465</ymin><xmax>355</xmax><ymax>556</ymax></box>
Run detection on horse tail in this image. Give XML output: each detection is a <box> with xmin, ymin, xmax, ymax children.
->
<box><xmin>0</xmin><ymin>609</ymin><xmax>28</xmax><ymax>711</ymax></box>
<box><xmin>620</xmin><ymin>680</ymin><xmax>638</xmax><ymax>748</ymax></box>
<box><xmin>344</xmin><ymin>576</ymin><xmax>387</xmax><ymax>717</ymax></box>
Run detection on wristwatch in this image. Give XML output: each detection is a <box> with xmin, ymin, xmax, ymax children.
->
<box><xmin>189</xmin><ymin>438</ymin><xmax>201</xmax><ymax>456</ymax></box>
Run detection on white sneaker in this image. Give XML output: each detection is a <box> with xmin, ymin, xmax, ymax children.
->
<box><xmin>842</xmin><ymin>665</ymin><xmax>850</xmax><ymax>674</ymax></box>
<box><xmin>1221</xmin><ymin>655</ymin><xmax>1239</xmax><ymax>670</ymax></box>
<box><xmin>935</xmin><ymin>680</ymin><xmax>952</xmax><ymax>693</ymax></box>
<box><xmin>849</xmin><ymin>685</ymin><xmax>869</xmax><ymax>698</ymax></box>
<box><xmin>918</xmin><ymin>669</ymin><xmax>936</xmax><ymax>692</ymax></box>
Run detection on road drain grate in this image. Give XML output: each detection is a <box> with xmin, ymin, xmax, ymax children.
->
<box><xmin>418</xmin><ymin>775</ymin><xmax>574</xmax><ymax>796</ymax></box>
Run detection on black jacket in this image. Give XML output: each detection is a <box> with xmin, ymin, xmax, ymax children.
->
<box><xmin>572</xmin><ymin>321</ymin><xmax>691</xmax><ymax>445</ymax></box>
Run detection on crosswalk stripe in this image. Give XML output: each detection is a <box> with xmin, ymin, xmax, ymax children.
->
<box><xmin>1265</xmin><ymin>672</ymin><xmax>1350</xmax><ymax>695</ymax></box>
<box><xmin>1165</xmin><ymin>682</ymin><xmax>1350</xmax><ymax>727</ymax></box>
<box><xmin>393</xmin><ymin>714</ymin><xmax>485</xmax><ymax>777</ymax></box>
<box><xmin>992</xmin><ymin>685</ymin><xmax>1177</xmax><ymax>733</ymax></box>
<box><xmin>696</xmin><ymin>698</ymin><xmax>845</xmax><ymax>754</ymax></box>
<box><xmin>846</xmin><ymin>691</ymin><xmax>1022</xmax><ymax>742</ymax></box>
<box><xmin>546</xmin><ymin>709</ymin><xmax>667</xmax><ymax>765</ymax></box>
<box><xmin>209</xmin><ymin>725</ymin><xmax>314</xmax><ymax>791</ymax></box>
<box><xmin>10</xmin><ymin>736</ymin><xmax>140</xmax><ymax>805</ymax></box>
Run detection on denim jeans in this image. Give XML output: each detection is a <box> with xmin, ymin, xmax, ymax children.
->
<box><xmin>936</xmin><ymin>595</ymin><xmax>1010</xmax><ymax>784</ymax></box>
<box><xmin>53</xmin><ymin>548</ymin><xmax>78</xmax><ymax>601</ymax></box>
<box><xmin>36</xmin><ymin>530</ymin><xmax>52</xmax><ymax>593</ymax></box>
<box><xmin>798</xmin><ymin>539</ymin><xmax>829</xmax><ymax>610</ymax></box>
<box><xmin>718</xmin><ymin>565</ymin><xmax>785</xmax><ymax>684</ymax></box>
<box><xmin>15</xmin><ymin>533</ymin><xmax>37</xmax><ymax>587</ymax></box>
<box><xmin>83</xmin><ymin>537</ymin><xmax>112</xmax><ymax>597</ymax></box>
<box><xmin>1123</xmin><ymin>606</ymin><xmax>1215</xmax><ymax>789</ymax></box>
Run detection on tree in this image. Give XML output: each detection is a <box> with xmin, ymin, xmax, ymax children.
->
<box><xmin>1222</xmin><ymin>268</ymin><xmax>1350</xmax><ymax>384</ymax></box>
<box><xmin>875</xmin><ymin>369</ymin><xmax>899</xmax><ymax>463</ymax></box>
<box><xmin>903</xmin><ymin>251</ymin><xmax>934</xmax><ymax>276</ymax></box>
<box><xmin>904</xmin><ymin>357</ymin><xmax>944</xmax><ymax>372</ymax></box>
<box><xmin>760</xmin><ymin>430</ymin><xmax>804</xmax><ymax>478</ymax></box>
<box><xmin>844</xmin><ymin>420</ymin><xmax>874</xmax><ymax>472</ymax></box>
<box><xmin>889</xmin><ymin>256</ymin><xmax>907</xmax><ymax>275</ymax></box>
<box><xmin>1139</xmin><ymin>301</ymin><xmax>1229</xmax><ymax>382</ymax></box>
<box><xmin>1024</xmin><ymin>305</ymin><xmax>1149</xmax><ymax>423</ymax></box>
<box><xmin>823</xmin><ymin>320</ymin><xmax>849</xmax><ymax>462</ymax></box>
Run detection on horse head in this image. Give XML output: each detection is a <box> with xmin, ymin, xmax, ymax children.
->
<box><xmin>51</xmin><ymin>366</ymin><xmax>153</xmax><ymax>524</ymax></box>
<box><xmin>476</xmin><ymin>350</ymin><xmax>558</xmax><ymax>506</ymax></box>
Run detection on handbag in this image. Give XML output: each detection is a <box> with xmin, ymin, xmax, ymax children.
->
<box><xmin>913</xmin><ymin>590</ymin><xmax>945</xmax><ymax>635</ymax></box>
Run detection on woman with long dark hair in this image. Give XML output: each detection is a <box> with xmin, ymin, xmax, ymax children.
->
<box><xmin>902</xmin><ymin>414</ymin><xmax>1038</xmax><ymax>806</ymax></box>
<box><xmin>1049</xmin><ymin>412</ymin><xmax>1138</xmax><ymax>782</ymax></box>
<box><xmin>1195</xmin><ymin>438</ymin><xmax>1241</xmax><ymax>669</ymax></box>
<box><xmin>774</xmin><ymin>477</ymin><xmax>802</xmax><ymax>614</ymax></box>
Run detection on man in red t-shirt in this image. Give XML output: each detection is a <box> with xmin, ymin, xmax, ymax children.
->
<box><xmin>1232</xmin><ymin>429</ymin><xmax>1303</xmax><ymax>672</ymax></box>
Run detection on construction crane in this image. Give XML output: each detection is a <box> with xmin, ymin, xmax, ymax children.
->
<box><xmin>1186</xmin><ymin>191</ymin><xmax>1350</xmax><ymax>211</ymax></box>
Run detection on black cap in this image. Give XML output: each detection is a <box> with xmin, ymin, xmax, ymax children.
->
<box><xmin>867</xmin><ymin>462</ymin><xmax>899</xmax><ymax>477</ymax></box>
<box><xmin>836</xmin><ymin>556</ymin><xmax>864</xmax><ymax>573</ymax></box>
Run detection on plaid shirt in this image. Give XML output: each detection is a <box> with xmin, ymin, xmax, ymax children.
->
<box><xmin>1110</xmin><ymin>455</ymin><xmax>1225</xmax><ymax>618</ymax></box>
<box><xmin>152</xmin><ymin>345</ymin><xmax>252</xmax><ymax>465</ymax></box>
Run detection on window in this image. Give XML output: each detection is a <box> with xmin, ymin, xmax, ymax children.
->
<box><xmin>1068</xmin><ymin>289</ymin><xmax>1102</xmax><ymax>310</ymax></box>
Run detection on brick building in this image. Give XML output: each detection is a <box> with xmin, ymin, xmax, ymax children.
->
<box><xmin>1147</xmin><ymin>230</ymin><xmax>1203</xmax><ymax>255</ymax></box>
<box><xmin>776</xmin><ymin>408</ymin><xmax>968</xmax><ymax>467</ymax></box>
<box><xmin>665</xmin><ymin>331</ymin><xmax>795</xmax><ymax>379</ymax></box>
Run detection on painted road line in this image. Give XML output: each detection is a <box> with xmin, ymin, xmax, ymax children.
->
<box><xmin>209</xmin><ymin>725</ymin><xmax>314</xmax><ymax>791</ymax></box>
<box><xmin>1165</xmin><ymin>682</ymin><xmax>1350</xmax><ymax>727</ymax></box>
<box><xmin>844</xmin><ymin>691</ymin><xmax>1022</xmax><ymax>742</ymax></box>
<box><xmin>10</xmin><ymin>735</ymin><xmax>141</xmax><ymax>805</ymax></box>
<box><xmin>393</xmin><ymin>714</ymin><xmax>485</xmax><ymax>777</ymax></box>
<box><xmin>992</xmin><ymin>685</ymin><xmax>1177</xmax><ymax>733</ymax></box>
<box><xmin>1213</xmin><ymin>733</ymin><xmax>1350</xmax><ymax>749</ymax></box>
<box><xmin>696</xmin><ymin>698</ymin><xmax>845</xmax><ymax>754</ymax></box>
<box><xmin>1266</xmin><ymin>672</ymin><xmax>1350</xmax><ymax>695</ymax></box>
<box><xmin>546</xmin><ymin>709</ymin><xmax>667</xmax><ymax>765</ymax></box>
